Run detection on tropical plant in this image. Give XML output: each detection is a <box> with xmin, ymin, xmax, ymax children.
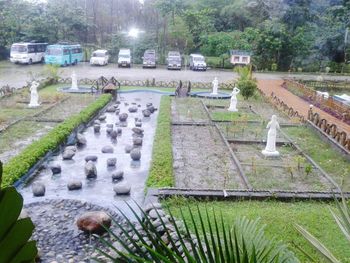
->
<box><xmin>235</xmin><ymin>66</ymin><xmax>257</xmax><ymax>100</ymax></box>
<box><xmin>295</xmin><ymin>194</ymin><xmax>350</xmax><ymax>263</ymax></box>
<box><xmin>95</xmin><ymin>203</ymin><xmax>298</xmax><ymax>262</ymax></box>
<box><xmin>0</xmin><ymin>161</ymin><xmax>38</xmax><ymax>263</ymax></box>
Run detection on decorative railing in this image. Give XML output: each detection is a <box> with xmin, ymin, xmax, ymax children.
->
<box><xmin>308</xmin><ymin>107</ymin><xmax>350</xmax><ymax>152</ymax></box>
<box><xmin>283</xmin><ymin>79</ymin><xmax>350</xmax><ymax>125</ymax></box>
<box><xmin>269</xmin><ymin>91</ymin><xmax>305</xmax><ymax>123</ymax></box>
<box><xmin>300</xmin><ymin>79</ymin><xmax>350</xmax><ymax>91</ymax></box>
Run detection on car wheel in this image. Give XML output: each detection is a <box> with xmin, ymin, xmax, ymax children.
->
<box><xmin>28</xmin><ymin>59</ymin><xmax>32</xmax><ymax>65</ymax></box>
<box><xmin>41</xmin><ymin>57</ymin><xmax>45</xmax><ymax>64</ymax></box>
<box><xmin>64</xmin><ymin>61</ymin><xmax>68</xmax><ymax>67</ymax></box>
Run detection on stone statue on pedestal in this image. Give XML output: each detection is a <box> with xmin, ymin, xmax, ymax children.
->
<box><xmin>262</xmin><ymin>115</ymin><xmax>280</xmax><ymax>157</ymax></box>
<box><xmin>228</xmin><ymin>86</ymin><xmax>240</xmax><ymax>112</ymax></box>
<box><xmin>28</xmin><ymin>81</ymin><xmax>40</xmax><ymax>108</ymax></box>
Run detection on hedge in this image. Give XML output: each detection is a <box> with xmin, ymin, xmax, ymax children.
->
<box><xmin>146</xmin><ymin>96</ymin><xmax>174</xmax><ymax>188</ymax></box>
<box><xmin>2</xmin><ymin>94</ymin><xmax>112</xmax><ymax>187</ymax></box>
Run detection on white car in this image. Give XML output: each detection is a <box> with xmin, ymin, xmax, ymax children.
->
<box><xmin>189</xmin><ymin>54</ymin><xmax>207</xmax><ymax>71</ymax></box>
<box><xmin>90</xmin><ymin>50</ymin><xmax>109</xmax><ymax>66</ymax></box>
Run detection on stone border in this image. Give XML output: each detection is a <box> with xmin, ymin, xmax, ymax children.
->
<box><xmin>147</xmin><ymin>188</ymin><xmax>350</xmax><ymax>202</ymax></box>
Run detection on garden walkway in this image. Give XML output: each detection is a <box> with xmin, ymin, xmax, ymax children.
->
<box><xmin>257</xmin><ymin>79</ymin><xmax>350</xmax><ymax>134</ymax></box>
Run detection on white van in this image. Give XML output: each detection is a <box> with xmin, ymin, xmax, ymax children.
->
<box><xmin>118</xmin><ymin>49</ymin><xmax>131</xmax><ymax>68</ymax></box>
<box><xmin>189</xmin><ymin>54</ymin><xmax>207</xmax><ymax>71</ymax></box>
<box><xmin>10</xmin><ymin>42</ymin><xmax>47</xmax><ymax>64</ymax></box>
<box><xmin>90</xmin><ymin>50</ymin><xmax>109</xmax><ymax>66</ymax></box>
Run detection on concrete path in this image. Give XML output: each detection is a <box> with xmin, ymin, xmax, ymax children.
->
<box><xmin>257</xmin><ymin>79</ymin><xmax>350</xmax><ymax>134</ymax></box>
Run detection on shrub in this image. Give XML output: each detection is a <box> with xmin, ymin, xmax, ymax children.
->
<box><xmin>235</xmin><ymin>66</ymin><xmax>257</xmax><ymax>100</ymax></box>
<box><xmin>146</xmin><ymin>96</ymin><xmax>174</xmax><ymax>188</ymax></box>
<box><xmin>271</xmin><ymin>63</ymin><xmax>278</xmax><ymax>71</ymax></box>
<box><xmin>2</xmin><ymin>94</ymin><xmax>111</xmax><ymax>187</ymax></box>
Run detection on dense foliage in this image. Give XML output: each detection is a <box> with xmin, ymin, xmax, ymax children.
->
<box><xmin>2</xmin><ymin>94</ymin><xmax>111</xmax><ymax>187</ymax></box>
<box><xmin>0</xmin><ymin>161</ymin><xmax>38</xmax><ymax>263</ymax></box>
<box><xmin>147</xmin><ymin>96</ymin><xmax>174</xmax><ymax>188</ymax></box>
<box><xmin>0</xmin><ymin>0</ymin><xmax>350</xmax><ymax>71</ymax></box>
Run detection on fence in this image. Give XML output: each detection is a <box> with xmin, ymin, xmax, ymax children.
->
<box><xmin>283</xmin><ymin>79</ymin><xmax>350</xmax><ymax>124</ymax></box>
<box><xmin>300</xmin><ymin>79</ymin><xmax>350</xmax><ymax>91</ymax></box>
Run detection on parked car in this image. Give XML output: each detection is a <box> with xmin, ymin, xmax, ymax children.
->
<box><xmin>90</xmin><ymin>49</ymin><xmax>109</xmax><ymax>66</ymax></box>
<box><xmin>167</xmin><ymin>51</ymin><xmax>181</xmax><ymax>70</ymax></box>
<box><xmin>45</xmin><ymin>43</ymin><xmax>83</xmax><ymax>66</ymax></box>
<box><xmin>189</xmin><ymin>54</ymin><xmax>207</xmax><ymax>71</ymax></box>
<box><xmin>142</xmin><ymin>49</ymin><xmax>156</xmax><ymax>68</ymax></box>
<box><xmin>10</xmin><ymin>42</ymin><xmax>47</xmax><ymax>64</ymax></box>
<box><xmin>118</xmin><ymin>48</ymin><xmax>131</xmax><ymax>67</ymax></box>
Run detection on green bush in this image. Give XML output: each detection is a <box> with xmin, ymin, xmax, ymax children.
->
<box><xmin>146</xmin><ymin>96</ymin><xmax>174</xmax><ymax>188</ymax></box>
<box><xmin>206</xmin><ymin>56</ymin><xmax>233</xmax><ymax>69</ymax></box>
<box><xmin>237</xmin><ymin>79</ymin><xmax>257</xmax><ymax>100</ymax></box>
<box><xmin>271</xmin><ymin>63</ymin><xmax>278</xmax><ymax>71</ymax></box>
<box><xmin>2</xmin><ymin>94</ymin><xmax>111</xmax><ymax>187</ymax></box>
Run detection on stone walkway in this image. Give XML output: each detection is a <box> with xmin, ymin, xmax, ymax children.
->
<box><xmin>257</xmin><ymin>79</ymin><xmax>350</xmax><ymax>134</ymax></box>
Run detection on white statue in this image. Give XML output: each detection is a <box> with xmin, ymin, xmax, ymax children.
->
<box><xmin>28</xmin><ymin>81</ymin><xmax>40</xmax><ymax>108</ymax></box>
<box><xmin>228</xmin><ymin>86</ymin><xmax>240</xmax><ymax>112</ymax></box>
<box><xmin>262</xmin><ymin>115</ymin><xmax>280</xmax><ymax>157</ymax></box>
<box><xmin>211</xmin><ymin>77</ymin><xmax>219</xmax><ymax>95</ymax></box>
<box><xmin>71</xmin><ymin>71</ymin><xmax>78</xmax><ymax>90</ymax></box>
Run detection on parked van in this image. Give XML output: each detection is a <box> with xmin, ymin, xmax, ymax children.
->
<box><xmin>142</xmin><ymin>49</ymin><xmax>156</xmax><ymax>68</ymax></box>
<box><xmin>90</xmin><ymin>49</ymin><xmax>109</xmax><ymax>66</ymax></box>
<box><xmin>10</xmin><ymin>42</ymin><xmax>47</xmax><ymax>64</ymax></box>
<box><xmin>167</xmin><ymin>51</ymin><xmax>181</xmax><ymax>70</ymax></box>
<box><xmin>189</xmin><ymin>54</ymin><xmax>207</xmax><ymax>71</ymax></box>
<box><xmin>45</xmin><ymin>44</ymin><xmax>83</xmax><ymax>66</ymax></box>
<box><xmin>118</xmin><ymin>49</ymin><xmax>131</xmax><ymax>67</ymax></box>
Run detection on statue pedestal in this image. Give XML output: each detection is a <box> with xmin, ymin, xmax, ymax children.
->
<box><xmin>28</xmin><ymin>104</ymin><xmax>40</xmax><ymax>108</ymax></box>
<box><xmin>228</xmin><ymin>107</ymin><xmax>238</xmax><ymax>112</ymax></box>
<box><xmin>261</xmin><ymin>149</ymin><xmax>280</xmax><ymax>157</ymax></box>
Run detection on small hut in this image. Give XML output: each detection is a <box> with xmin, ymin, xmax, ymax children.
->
<box><xmin>229</xmin><ymin>50</ymin><xmax>251</xmax><ymax>66</ymax></box>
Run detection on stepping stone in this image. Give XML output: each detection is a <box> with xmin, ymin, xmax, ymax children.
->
<box><xmin>67</xmin><ymin>180</ymin><xmax>82</xmax><ymax>190</ymax></box>
<box><xmin>101</xmin><ymin>146</ymin><xmax>114</xmax><ymax>153</ymax></box>
<box><xmin>113</xmin><ymin>182</ymin><xmax>131</xmax><ymax>195</ymax></box>
<box><xmin>32</xmin><ymin>182</ymin><xmax>45</xmax><ymax>197</ymax></box>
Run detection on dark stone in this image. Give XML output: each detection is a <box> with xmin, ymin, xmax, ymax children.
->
<box><xmin>98</xmin><ymin>115</ymin><xmax>107</xmax><ymax>121</ymax></box>
<box><xmin>107</xmin><ymin>158</ymin><xmax>117</xmax><ymax>167</ymax></box>
<box><xmin>32</xmin><ymin>183</ymin><xmax>45</xmax><ymax>197</ymax></box>
<box><xmin>125</xmin><ymin>145</ymin><xmax>133</xmax><ymax>153</ymax></box>
<box><xmin>110</xmin><ymin>130</ymin><xmax>118</xmax><ymax>139</ymax></box>
<box><xmin>119</xmin><ymin>113</ymin><xmax>128</xmax><ymax>122</ymax></box>
<box><xmin>142</xmin><ymin>109</ymin><xmax>151</xmax><ymax>117</ymax></box>
<box><xmin>112</xmin><ymin>170</ymin><xmax>124</xmax><ymax>180</ymax></box>
<box><xmin>117</xmin><ymin>128</ymin><xmax>122</xmax><ymax>135</ymax></box>
<box><xmin>128</xmin><ymin>106</ymin><xmax>138</xmax><ymax>113</ymax></box>
<box><xmin>132</xmin><ymin>127</ymin><xmax>144</xmax><ymax>135</ymax></box>
<box><xmin>130</xmin><ymin>148</ymin><xmax>141</xmax><ymax>161</ymax></box>
<box><xmin>133</xmin><ymin>137</ymin><xmax>143</xmax><ymax>146</ymax></box>
<box><xmin>94</xmin><ymin>124</ymin><xmax>101</xmax><ymax>133</ymax></box>
<box><xmin>106</xmin><ymin>124</ymin><xmax>114</xmax><ymax>128</ymax></box>
<box><xmin>106</xmin><ymin>106</ymin><xmax>116</xmax><ymax>112</ymax></box>
<box><xmin>50</xmin><ymin>163</ymin><xmax>61</xmax><ymax>174</ymax></box>
<box><xmin>85</xmin><ymin>161</ymin><xmax>97</xmax><ymax>178</ymax></box>
<box><xmin>67</xmin><ymin>180</ymin><xmax>82</xmax><ymax>190</ymax></box>
<box><xmin>101</xmin><ymin>146</ymin><xmax>114</xmax><ymax>153</ymax></box>
<box><xmin>77</xmin><ymin>133</ymin><xmax>87</xmax><ymax>145</ymax></box>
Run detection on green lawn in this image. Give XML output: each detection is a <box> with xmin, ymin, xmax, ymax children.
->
<box><xmin>163</xmin><ymin>198</ymin><xmax>350</xmax><ymax>262</ymax></box>
<box><xmin>284</xmin><ymin>126</ymin><xmax>350</xmax><ymax>191</ymax></box>
<box><xmin>210</xmin><ymin>111</ymin><xmax>261</xmax><ymax>122</ymax></box>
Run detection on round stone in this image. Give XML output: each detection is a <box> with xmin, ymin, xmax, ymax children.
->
<box><xmin>85</xmin><ymin>161</ymin><xmax>97</xmax><ymax>178</ymax></box>
<box><xmin>117</xmin><ymin>128</ymin><xmax>122</xmax><ymax>135</ymax></box>
<box><xmin>106</xmin><ymin>124</ymin><xmax>114</xmax><ymax>128</ymax></box>
<box><xmin>112</xmin><ymin>170</ymin><xmax>124</xmax><ymax>180</ymax></box>
<box><xmin>32</xmin><ymin>182</ymin><xmax>45</xmax><ymax>197</ymax></box>
<box><xmin>93</xmin><ymin>124</ymin><xmax>101</xmax><ymax>133</ymax></box>
<box><xmin>67</xmin><ymin>180</ymin><xmax>82</xmax><ymax>191</ymax></box>
<box><xmin>106</xmin><ymin>127</ymin><xmax>113</xmax><ymax>134</ymax></box>
<box><xmin>50</xmin><ymin>163</ymin><xmax>61</xmax><ymax>174</ymax></box>
<box><xmin>133</xmin><ymin>137</ymin><xmax>143</xmax><ymax>146</ymax></box>
<box><xmin>76</xmin><ymin>211</ymin><xmax>111</xmax><ymax>235</ymax></box>
<box><xmin>101</xmin><ymin>146</ymin><xmax>114</xmax><ymax>153</ymax></box>
<box><xmin>66</xmin><ymin>145</ymin><xmax>77</xmax><ymax>152</ymax></box>
<box><xmin>85</xmin><ymin>155</ymin><xmax>98</xmax><ymax>162</ymax></box>
<box><xmin>110</xmin><ymin>130</ymin><xmax>118</xmax><ymax>139</ymax></box>
<box><xmin>94</xmin><ymin>120</ymin><xmax>101</xmax><ymax>125</ymax></box>
<box><xmin>62</xmin><ymin>149</ymin><xmax>75</xmax><ymax>160</ymax></box>
<box><xmin>113</xmin><ymin>182</ymin><xmax>131</xmax><ymax>195</ymax></box>
<box><xmin>125</xmin><ymin>145</ymin><xmax>133</xmax><ymax>153</ymax></box>
<box><xmin>77</xmin><ymin>133</ymin><xmax>87</xmax><ymax>145</ymax></box>
<box><xmin>128</xmin><ymin>106</ymin><xmax>138</xmax><ymax>113</ymax></box>
<box><xmin>130</xmin><ymin>148</ymin><xmax>141</xmax><ymax>161</ymax></box>
<box><xmin>119</xmin><ymin>113</ymin><xmax>128</xmax><ymax>122</ymax></box>
<box><xmin>132</xmin><ymin>127</ymin><xmax>144</xmax><ymax>135</ymax></box>
<box><xmin>98</xmin><ymin>115</ymin><xmax>107</xmax><ymax>121</ymax></box>
<box><xmin>106</xmin><ymin>106</ymin><xmax>116</xmax><ymax>112</ymax></box>
<box><xmin>142</xmin><ymin>109</ymin><xmax>151</xmax><ymax>117</ymax></box>
<box><xmin>147</xmin><ymin>105</ymin><xmax>155</xmax><ymax>113</ymax></box>
<box><xmin>107</xmin><ymin>158</ymin><xmax>117</xmax><ymax>167</ymax></box>
<box><xmin>135</xmin><ymin>121</ymin><xmax>142</xmax><ymax>127</ymax></box>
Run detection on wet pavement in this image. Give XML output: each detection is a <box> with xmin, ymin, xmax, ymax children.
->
<box><xmin>3</xmin><ymin>60</ymin><xmax>350</xmax><ymax>89</ymax></box>
<box><xmin>18</xmin><ymin>92</ymin><xmax>161</xmax><ymax>215</ymax></box>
